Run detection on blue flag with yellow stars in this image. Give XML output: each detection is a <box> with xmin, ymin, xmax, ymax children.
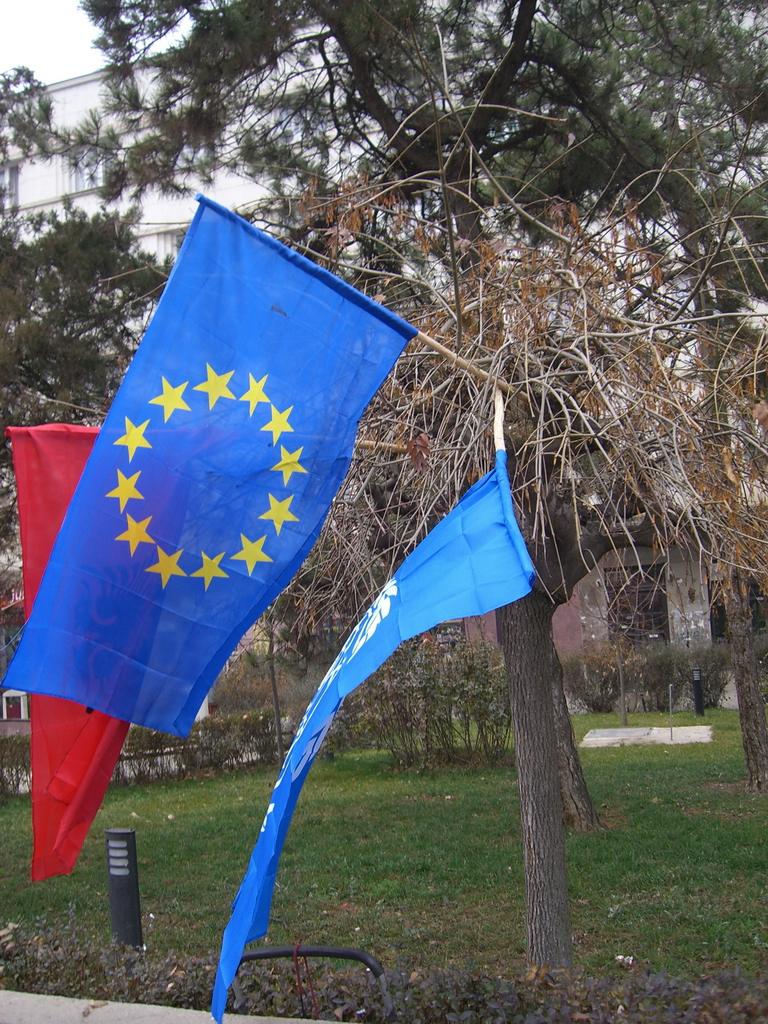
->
<box><xmin>3</xmin><ymin>196</ymin><xmax>416</xmax><ymax>736</ymax></box>
<box><xmin>210</xmin><ymin>449</ymin><xmax>536</xmax><ymax>1022</ymax></box>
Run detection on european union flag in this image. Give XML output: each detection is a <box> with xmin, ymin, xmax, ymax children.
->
<box><xmin>3</xmin><ymin>197</ymin><xmax>416</xmax><ymax>736</ymax></box>
<box><xmin>211</xmin><ymin>449</ymin><xmax>535</xmax><ymax>1021</ymax></box>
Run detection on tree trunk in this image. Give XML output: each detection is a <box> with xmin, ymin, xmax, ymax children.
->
<box><xmin>498</xmin><ymin>591</ymin><xmax>572</xmax><ymax>968</ymax></box>
<box><xmin>267</xmin><ymin>632</ymin><xmax>285</xmax><ymax>767</ymax></box>
<box><xmin>551</xmin><ymin>668</ymin><xmax>602</xmax><ymax>831</ymax></box>
<box><xmin>727</xmin><ymin>569</ymin><xmax>768</xmax><ymax>791</ymax></box>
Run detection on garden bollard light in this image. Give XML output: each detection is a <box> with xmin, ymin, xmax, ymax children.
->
<box><xmin>105</xmin><ymin>828</ymin><xmax>143</xmax><ymax>948</ymax></box>
<box><xmin>692</xmin><ymin>667</ymin><xmax>704</xmax><ymax>717</ymax></box>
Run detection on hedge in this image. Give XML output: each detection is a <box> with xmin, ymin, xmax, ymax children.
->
<box><xmin>4</xmin><ymin>914</ymin><xmax>768</xmax><ymax>1022</ymax></box>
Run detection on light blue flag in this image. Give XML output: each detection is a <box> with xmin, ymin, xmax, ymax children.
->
<box><xmin>211</xmin><ymin>449</ymin><xmax>535</xmax><ymax>1021</ymax></box>
<box><xmin>2</xmin><ymin>196</ymin><xmax>416</xmax><ymax>736</ymax></box>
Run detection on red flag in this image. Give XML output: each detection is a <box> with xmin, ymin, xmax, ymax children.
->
<box><xmin>6</xmin><ymin>425</ymin><xmax>130</xmax><ymax>880</ymax></box>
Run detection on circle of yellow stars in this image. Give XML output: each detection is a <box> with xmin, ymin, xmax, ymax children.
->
<box><xmin>105</xmin><ymin>364</ymin><xmax>308</xmax><ymax>590</ymax></box>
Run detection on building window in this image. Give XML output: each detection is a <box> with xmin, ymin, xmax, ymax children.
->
<box><xmin>0</xmin><ymin>164</ymin><xmax>20</xmax><ymax>205</ymax></box>
<box><xmin>604</xmin><ymin>562</ymin><xmax>669</xmax><ymax>642</ymax></box>
<box><xmin>155</xmin><ymin>230</ymin><xmax>184</xmax><ymax>261</ymax></box>
<box><xmin>69</xmin><ymin>150</ymin><xmax>103</xmax><ymax>193</ymax></box>
<box><xmin>710</xmin><ymin>581</ymin><xmax>766</xmax><ymax>640</ymax></box>
<box><xmin>1</xmin><ymin>689</ymin><xmax>29</xmax><ymax>720</ymax></box>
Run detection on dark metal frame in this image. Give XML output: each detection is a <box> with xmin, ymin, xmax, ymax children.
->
<box><xmin>232</xmin><ymin>945</ymin><xmax>395</xmax><ymax>1020</ymax></box>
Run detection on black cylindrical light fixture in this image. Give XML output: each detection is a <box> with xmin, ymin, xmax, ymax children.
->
<box><xmin>692</xmin><ymin>666</ymin><xmax>704</xmax><ymax>717</ymax></box>
<box><xmin>105</xmin><ymin>828</ymin><xmax>143</xmax><ymax>948</ymax></box>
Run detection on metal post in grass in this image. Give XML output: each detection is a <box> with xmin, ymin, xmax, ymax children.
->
<box><xmin>616</xmin><ymin>640</ymin><xmax>627</xmax><ymax>727</ymax></box>
<box><xmin>105</xmin><ymin>828</ymin><xmax>143</xmax><ymax>948</ymax></box>
<box><xmin>669</xmin><ymin>684</ymin><xmax>674</xmax><ymax>742</ymax></box>
<box><xmin>692</xmin><ymin>666</ymin><xmax>704</xmax><ymax>717</ymax></box>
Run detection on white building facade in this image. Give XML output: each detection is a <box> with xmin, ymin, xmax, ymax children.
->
<box><xmin>1</xmin><ymin>71</ymin><xmax>264</xmax><ymax>260</ymax></box>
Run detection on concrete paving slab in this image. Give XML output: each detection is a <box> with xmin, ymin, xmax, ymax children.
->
<box><xmin>722</xmin><ymin>680</ymin><xmax>739</xmax><ymax>709</ymax></box>
<box><xmin>587</xmin><ymin>727</ymin><xmax>652</xmax><ymax>739</ymax></box>
<box><xmin>0</xmin><ymin>990</ymin><xmax>313</xmax><ymax>1024</ymax></box>
<box><xmin>580</xmin><ymin>725</ymin><xmax>713</xmax><ymax>747</ymax></box>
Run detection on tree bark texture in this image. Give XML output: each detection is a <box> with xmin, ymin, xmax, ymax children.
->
<box><xmin>267</xmin><ymin>632</ymin><xmax>285</xmax><ymax>768</ymax></box>
<box><xmin>551</xmin><ymin>667</ymin><xmax>602</xmax><ymax>831</ymax></box>
<box><xmin>498</xmin><ymin>591</ymin><xmax>573</xmax><ymax>968</ymax></box>
<box><xmin>727</xmin><ymin>569</ymin><xmax>768</xmax><ymax>791</ymax></box>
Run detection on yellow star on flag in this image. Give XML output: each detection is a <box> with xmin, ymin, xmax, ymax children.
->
<box><xmin>115</xmin><ymin>418</ymin><xmax>152</xmax><ymax>461</ymax></box>
<box><xmin>261</xmin><ymin>404</ymin><xmax>294</xmax><ymax>445</ymax></box>
<box><xmin>231</xmin><ymin>534</ymin><xmax>273</xmax><ymax>575</ymax></box>
<box><xmin>191</xmin><ymin>551</ymin><xmax>229</xmax><ymax>590</ymax></box>
<box><xmin>271</xmin><ymin>445</ymin><xmax>308</xmax><ymax>486</ymax></box>
<box><xmin>149</xmin><ymin>377</ymin><xmax>191</xmax><ymax>421</ymax></box>
<box><xmin>193</xmin><ymin>363</ymin><xmax>236</xmax><ymax>409</ymax></box>
<box><xmin>115</xmin><ymin>515</ymin><xmax>154</xmax><ymax>555</ymax></box>
<box><xmin>146</xmin><ymin>545</ymin><xmax>187</xmax><ymax>587</ymax></box>
<box><xmin>106</xmin><ymin>469</ymin><xmax>144</xmax><ymax>512</ymax></box>
<box><xmin>239</xmin><ymin>373</ymin><xmax>270</xmax><ymax>415</ymax></box>
<box><xmin>259</xmin><ymin>493</ymin><xmax>299</xmax><ymax>535</ymax></box>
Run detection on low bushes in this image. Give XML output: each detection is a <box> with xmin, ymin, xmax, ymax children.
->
<box><xmin>639</xmin><ymin>641</ymin><xmax>731</xmax><ymax>711</ymax></box>
<box><xmin>208</xmin><ymin>652</ymin><xmax>277</xmax><ymax>715</ymax></box>
<box><xmin>563</xmin><ymin>639</ymin><xmax>732</xmax><ymax>714</ymax></box>
<box><xmin>354</xmin><ymin>635</ymin><xmax>511</xmax><ymax>767</ymax></box>
<box><xmin>0</xmin><ymin>711</ymin><xmax>278</xmax><ymax>796</ymax></box>
<box><xmin>210</xmin><ymin>642</ymin><xmax>334</xmax><ymax>727</ymax></box>
<box><xmin>0</xmin><ymin>733</ymin><xmax>29</xmax><ymax>799</ymax></box>
<box><xmin>4</xmin><ymin>913</ymin><xmax>768</xmax><ymax>1022</ymax></box>
<box><xmin>0</xmin><ymin>915</ymin><xmax>215</xmax><ymax>1011</ymax></box>
<box><xmin>110</xmin><ymin>711</ymin><xmax>278</xmax><ymax>785</ymax></box>
<box><xmin>561</xmin><ymin>641</ymin><xmax>634</xmax><ymax>713</ymax></box>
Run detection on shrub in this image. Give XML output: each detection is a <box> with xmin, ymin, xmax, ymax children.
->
<box><xmin>447</xmin><ymin>637</ymin><xmax>512</xmax><ymax>764</ymax></box>
<box><xmin>1</xmin><ymin>711</ymin><xmax>281</xmax><ymax>794</ymax></box>
<box><xmin>635</xmin><ymin>642</ymin><xmax>691</xmax><ymax>711</ymax></box>
<box><xmin>0</xmin><ymin>913</ymin><xmax>216</xmax><ymax>1010</ymax></box>
<box><xmin>686</xmin><ymin>641</ymin><xmax>731</xmax><ymax>708</ymax></box>
<box><xmin>0</xmin><ymin>733</ymin><xmax>30</xmax><ymax>799</ymax></box>
<box><xmin>637</xmin><ymin>642</ymin><xmax>731</xmax><ymax>711</ymax></box>
<box><xmin>111</xmin><ymin>711</ymin><xmax>277</xmax><ymax>786</ymax></box>
<box><xmin>186</xmin><ymin>712</ymin><xmax>277</xmax><ymax>772</ymax></box>
<box><xmin>209</xmin><ymin>652</ymin><xmax>282</xmax><ymax>715</ymax></box>
<box><xmin>6</xmin><ymin>913</ymin><xmax>768</xmax><ymax>1022</ymax></box>
<box><xmin>111</xmin><ymin>727</ymin><xmax>186</xmax><ymax>786</ymax></box>
<box><xmin>563</xmin><ymin>642</ymin><xmax>624</xmax><ymax>713</ymax></box>
<box><xmin>323</xmin><ymin>690</ymin><xmax>376</xmax><ymax>754</ymax></box>
<box><xmin>358</xmin><ymin>635</ymin><xmax>511</xmax><ymax>768</ymax></box>
<box><xmin>210</xmin><ymin>641</ymin><xmax>335</xmax><ymax>729</ymax></box>
<box><xmin>563</xmin><ymin>640</ymin><xmax>732</xmax><ymax>713</ymax></box>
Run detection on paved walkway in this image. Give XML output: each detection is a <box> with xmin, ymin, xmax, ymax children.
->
<box><xmin>580</xmin><ymin>725</ymin><xmax>712</xmax><ymax>747</ymax></box>
<box><xmin>721</xmin><ymin>680</ymin><xmax>738</xmax><ymax>709</ymax></box>
<box><xmin>0</xmin><ymin>990</ymin><xmax>312</xmax><ymax>1024</ymax></box>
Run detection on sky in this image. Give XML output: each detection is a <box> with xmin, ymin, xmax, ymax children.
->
<box><xmin>1</xmin><ymin>0</ymin><xmax>103</xmax><ymax>86</ymax></box>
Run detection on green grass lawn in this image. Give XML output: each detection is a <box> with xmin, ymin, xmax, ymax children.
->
<box><xmin>2</xmin><ymin>708</ymin><xmax>768</xmax><ymax>982</ymax></box>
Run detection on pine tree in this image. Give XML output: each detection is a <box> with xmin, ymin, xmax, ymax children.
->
<box><xmin>9</xmin><ymin>0</ymin><xmax>768</xmax><ymax>969</ymax></box>
<box><xmin>0</xmin><ymin>205</ymin><xmax>165</xmax><ymax>556</ymax></box>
